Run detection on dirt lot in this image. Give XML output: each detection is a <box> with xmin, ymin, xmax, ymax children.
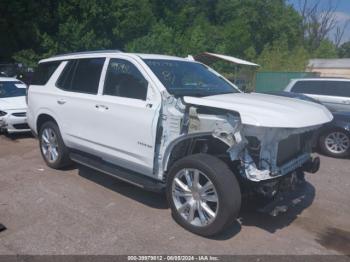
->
<box><xmin>0</xmin><ymin>133</ymin><xmax>349</xmax><ymax>255</ymax></box>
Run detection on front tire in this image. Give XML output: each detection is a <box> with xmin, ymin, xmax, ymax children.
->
<box><xmin>166</xmin><ymin>154</ymin><xmax>241</xmax><ymax>236</ymax></box>
<box><xmin>39</xmin><ymin>121</ymin><xmax>72</xmax><ymax>169</ymax></box>
<box><xmin>319</xmin><ymin>129</ymin><xmax>350</xmax><ymax>158</ymax></box>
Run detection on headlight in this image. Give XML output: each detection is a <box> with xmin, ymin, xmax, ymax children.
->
<box><xmin>0</xmin><ymin>111</ymin><xmax>7</xmax><ymax>116</ymax></box>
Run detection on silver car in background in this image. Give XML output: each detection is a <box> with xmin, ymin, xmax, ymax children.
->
<box><xmin>284</xmin><ymin>78</ymin><xmax>350</xmax><ymax>112</ymax></box>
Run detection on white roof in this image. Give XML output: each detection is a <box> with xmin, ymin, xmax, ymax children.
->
<box><xmin>193</xmin><ymin>52</ymin><xmax>259</xmax><ymax>67</ymax></box>
<box><xmin>308</xmin><ymin>59</ymin><xmax>350</xmax><ymax>69</ymax></box>
<box><xmin>40</xmin><ymin>51</ymin><xmax>195</xmax><ymax>63</ymax></box>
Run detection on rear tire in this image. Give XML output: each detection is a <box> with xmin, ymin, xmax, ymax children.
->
<box><xmin>166</xmin><ymin>153</ymin><xmax>241</xmax><ymax>236</ymax></box>
<box><xmin>319</xmin><ymin>129</ymin><xmax>350</xmax><ymax>158</ymax></box>
<box><xmin>39</xmin><ymin>121</ymin><xmax>72</xmax><ymax>169</ymax></box>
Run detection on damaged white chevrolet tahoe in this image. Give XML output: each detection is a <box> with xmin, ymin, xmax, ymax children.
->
<box><xmin>27</xmin><ymin>51</ymin><xmax>332</xmax><ymax>236</ymax></box>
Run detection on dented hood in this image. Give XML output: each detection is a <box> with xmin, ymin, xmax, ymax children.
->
<box><xmin>183</xmin><ymin>93</ymin><xmax>333</xmax><ymax>128</ymax></box>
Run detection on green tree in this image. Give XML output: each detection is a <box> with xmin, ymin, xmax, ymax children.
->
<box><xmin>312</xmin><ymin>40</ymin><xmax>338</xmax><ymax>59</ymax></box>
<box><xmin>126</xmin><ymin>22</ymin><xmax>179</xmax><ymax>54</ymax></box>
<box><xmin>3</xmin><ymin>0</ymin><xmax>336</xmax><ymax>70</ymax></box>
<box><xmin>11</xmin><ymin>0</ymin><xmax>154</xmax><ymax>66</ymax></box>
<box><xmin>216</xmin><ymin>0</ymin><xmax>302</xmax><ymax>55</ymax></box>
<box><xmin>41</xmin><ymin>0</ymin><xmax>153</xmax><ymax>54</ymax></box>
<box><xmin>257</xmin><ymin>37</ymin><xmax>309</xmax><ymax>71</ymax></box>
<box><xmin>338</xmin><ymin>41</ymin><xmax>350</xmax><ymax>58</ymax></box>
<box><xmin>12</xmin><ymin>49</ymin><xmax>40</xmax><ymax>68</ymax></box>
<box><xmin>0</xmin><ymin>0</ymin><xmax>58</xmax><ymax>62</ymax></box>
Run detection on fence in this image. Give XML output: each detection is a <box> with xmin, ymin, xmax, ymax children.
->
<box><xmin>255</xmin><ymin>72</ymin><xmax>319</xmax><ymax>92</ymax></box>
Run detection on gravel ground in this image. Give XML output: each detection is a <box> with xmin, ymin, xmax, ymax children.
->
<box><xmin>0</xmin><ymin>133</ymin><xmax>349</xmax><ymax>255</ymax></box>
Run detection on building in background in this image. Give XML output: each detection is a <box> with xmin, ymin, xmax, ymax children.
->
<box><xmin>307</xmin><ymin>59</ymin><xmax>350</xmax><ymax>79</ymax></box>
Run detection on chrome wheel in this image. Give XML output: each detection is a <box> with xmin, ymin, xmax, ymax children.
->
<box><xmin>171</xmin><ymin>168</ymin><xmax>219</xmax><ymax>227</ymax></box>
<box><xmin>325</xmin><ymin>131</ymin><xmax>350</xmax><ymax>154</ymax></box>
<box><xmin>41</xmin><ymin>127</ymin><xmax>59</xmax><ymax>163</ymax></box>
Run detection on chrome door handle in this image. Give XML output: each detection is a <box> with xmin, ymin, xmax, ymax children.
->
<box><xmin>57</xmin><ymin>99</ymin><xmax>66</xmax><ymax>105</ymax></box>
<box><xmin>95</xmin><ymin>104</ymin><xmax>109</xmax><ymax>110</ymax></box>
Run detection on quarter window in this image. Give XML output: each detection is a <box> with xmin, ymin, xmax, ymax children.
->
<box><xmin>291</xmin><ymin>80</ymin><xmax>350</xmax><ymax>98</ymax></box>
<box><xmin>103</xmin><ymin>59</ymin><xmax>148</xmax><ymax>100</ymax></box>
<box><xmin>56</xmin><ymin>60</ymin><xmax>76</xmax><ymax>90</ymax></box>
<box><xmin>31</xmin><ymin>61</ymin><xmax>61</xmax><ymax>85</ymax></box>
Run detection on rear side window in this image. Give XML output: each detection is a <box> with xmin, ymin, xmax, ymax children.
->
<box><xmin>103</xmin><ymin>58</ymin><xmax>148</xmax><ymax>100</ymax></box>
<box><xmin>56</xmin><ymin>60</ymin><xmax>76</xmax><ymax>90</ymax></box>
<box><xmin>31</xmin><ymin>61</ymin><xmax>61</xmax><ymax>85</ymax></box>
<box><xmin>291</xmin><ymin>80</ymin><xmax>350</xmax><ymax>97</ymax></box>
<box><xmin>56</xmin><ymin>58</ymin><xmax>105</xmax><ymax>94</ymax></box>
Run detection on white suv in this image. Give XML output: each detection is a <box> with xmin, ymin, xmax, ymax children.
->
<box><xmin>285</xmin><ymin>78</ymin><xmax>350</xmax><ymax>112</ymax></box>
<box><xmin>27</xmin><ymin>51</ymin><xmax>332</xmax><ymax>236</ymax></box>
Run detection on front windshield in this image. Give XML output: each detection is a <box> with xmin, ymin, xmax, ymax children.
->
<box><xmin>143</xmin><ymin>59</ymin><xmax>239</xmax><ymax>97</ymax></box>
<box><xmin>0</xmin><ymin>81</ymin><xmax>26</xmax><ymax>98</ymax></box>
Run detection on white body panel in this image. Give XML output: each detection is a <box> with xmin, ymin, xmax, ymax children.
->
<box><xmin>184</xmin><ymin>93</ymin><xmax>332</xmax><ymax>128</ymax></box>
<box><xmin>27</xmin><ymin>54</ymin><xmax>162</xmax><ymax>176</ymax></box>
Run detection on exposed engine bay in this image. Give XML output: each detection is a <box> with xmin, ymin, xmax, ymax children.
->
<box><xmin>154</xmin><ymin>94</ymin><xmax>323</xmax><ymax>201</ymax></box>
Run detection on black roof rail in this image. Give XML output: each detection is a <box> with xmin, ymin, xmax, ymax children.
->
<box><xmin>51</xmin><ymin>49</ymin><xmax>123</xmax><ymax>58</ymax></box>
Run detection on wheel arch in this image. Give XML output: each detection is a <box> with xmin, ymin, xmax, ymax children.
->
<box><xmin>36</xmin><ymin>113</ymin><xmax>59</xmax><ymax>134</ymax></box>
<box><xmin>319</xmin><ymin>125</ymin><xmax>350</xmax><ymax>139</ymax></box>
<box><xmin>163</xmin><ymin>133</ymin><xmax>233</xmax><ymax>173</ymax></box>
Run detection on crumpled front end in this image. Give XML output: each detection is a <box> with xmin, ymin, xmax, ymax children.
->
<box><xmin>156</xmin><ymin>95</ymin><xmax>329</xmax><ymax>207</ymax></box>
<box><xmin>231</xmin><ymin>124</ymin><xmax>320</xmax><ymax>182</ymax></box>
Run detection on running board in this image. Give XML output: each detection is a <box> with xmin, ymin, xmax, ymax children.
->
<box><xmin>70</xmin><ymin>152</ymin><xmax>165</xmax><ymax>192</ymax></box>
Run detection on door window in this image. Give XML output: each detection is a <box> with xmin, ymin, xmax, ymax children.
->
<box><xmin>103</xmin><ymin>59</ymin><xmax>148</xmax><ymax>100</ymax></box>
<box><xmin>56</xmin><ymin>58</ymin><xmax>105</xmax><ymax>94</ymax></box>
<box><xmin>291</xmin><ymin>80</ymin><xmax>350</xmax><ymax>97</ymax></box>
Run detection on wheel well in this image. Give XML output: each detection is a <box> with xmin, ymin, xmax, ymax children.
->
<box><xmin>321</xmin><ymin>126</ymin><xmax>349</xmax><ymax>135</ymax></box>
<box><xmin>37</xmin><ymin>114</ymin><xmax>58</xmax><ymax>133</ymax></box>
<box><xmin>319</xmin><ymin>127</ymin><xmax>350</xmax><ymax>142</ymax></box>
<box><xmin>166</xmin><ymin>135</ymin><xmax>233</xmax><ymax>171</ymax></box>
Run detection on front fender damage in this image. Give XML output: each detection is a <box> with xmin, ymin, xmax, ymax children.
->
<box><xmin>155</xmin><ymin>96</ymin><xmax>245</xmax><ymax>178</ymax></box>
<box><xmin>156</xmin><ymin>96</ymin><xmax>318</xmax><ymax>185</ymax></box>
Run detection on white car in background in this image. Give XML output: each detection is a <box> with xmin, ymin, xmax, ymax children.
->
<box><xmin>0</xmin><ymin>77</ymin><xmax>30</xmax><ymax>133</ymax></box>
<box><xmin>284</xmin><ymin>78</ymin><xmax>350</xmax><ymax>112</ymax></box>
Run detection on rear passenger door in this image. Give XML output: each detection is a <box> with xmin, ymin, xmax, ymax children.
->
<box><xmin>90</xmin><ymin>57</ymin><xmax>161</xmax><ymax>177</ymax></box>
<box><xmin>54</xmin><ymin>57</ymin><xmax>106</xmax><ymax>150</ymax></box>
<box><xmin>291</xmin><ymin>80</ymin><xmax>350</xmax><ymax>111</ymax></box>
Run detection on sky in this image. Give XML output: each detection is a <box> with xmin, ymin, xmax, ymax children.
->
<box><xmin>288</xmin><ymin>0</ymin><xmax>350</xmax><ymax>44</ymax></box>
